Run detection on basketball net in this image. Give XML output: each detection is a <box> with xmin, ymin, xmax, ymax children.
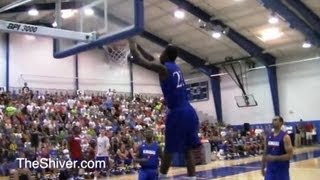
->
<box><xmin>104</xmin><ymin>40</ymin><xmax>130</xmax><ymax>66</ymax></box>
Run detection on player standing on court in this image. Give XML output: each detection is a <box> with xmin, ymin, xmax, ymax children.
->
<box><xmin>129</xmin><ymin>39</ymin><xmax>201</xmax><ymax>180</ymax></box>
<box><xmin>94</xmin><ymin>128</ymin><xmax>110</xmax><ymax>180</ymax></box>
<box><xmin>261</xmin><ymin>116</ymin><xmax>293</xmax><ymax>180</ymax></box>
<box><xmin>134</xmin><ymin>128</ymin><xmax>162</xmax><ymax>180</ymax></box>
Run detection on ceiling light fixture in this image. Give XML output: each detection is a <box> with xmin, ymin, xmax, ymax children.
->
<box><xmin>257</xmin><ymin>27</ymin><xmax>283</xmax><ymax>42</ymax></box>
<box><xmin>84</xmin><ymin>8</ymin><xmax>94</xmax><ymax>16</ymax></box>
<box><xmin>212</xmin><ymin>31</ymin><xmax>222</xmax><ymax>39</ymax></box>
<box><xmin>174</xmin><ymin>9</ymin><xmax>185</xmax><ymax>19</ymax></box>
<box><xmin>302</xmin><ymin>42</ymin><xmax>312</xmax><ymax>48</ymax></box>
<box><xmin>28</xmin><ymin>8</ymin><xmax>39</xmax><ymax>16</ymax></box>
<box><xmin>61</xmin><ymin>9</ymin><xmax>77</xmax><ymax>19</ymax></box>
<box><xmin>268</xmin><ymin>15</ymin><xmax>279</xmax><ymax>24</ymax></box>
<box><xmin>52</xmin><ymin>21</ymin><xmax>57</xmax><ymax>27</ymax></box>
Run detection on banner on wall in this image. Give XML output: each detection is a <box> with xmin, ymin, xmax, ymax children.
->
<box><xmin>186</xmin><ymin>81</ymin><xmax>209</xmax><ymax>102</ymax></box>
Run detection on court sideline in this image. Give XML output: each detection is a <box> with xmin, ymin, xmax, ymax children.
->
<box><xmin>108</xmin><ymin>146</ymin><xmax>320</xmax><ymax>180</ymax></box>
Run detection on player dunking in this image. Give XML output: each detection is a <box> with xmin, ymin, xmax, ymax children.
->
<box><xmin>135</xmin><ymin>128</ymin><xmax>162</xmax><ymax>180</ymax></box>
<box><xmin>129</xmin><ymin>39</ymin><xmax>201</xmax><ymax>179</ymax></box>
<box><xmin>262</xmin><ymin>116</ymin><xmax>293</xmax><ymax>180</ymax></box>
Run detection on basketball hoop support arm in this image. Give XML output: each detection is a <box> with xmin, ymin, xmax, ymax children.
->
<box><xmin>0</xmin><ymin>20</ymin><xmax>96</xmax><ymax>42</ymax></box>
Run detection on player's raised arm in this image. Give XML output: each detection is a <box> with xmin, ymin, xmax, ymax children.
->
<box><xmin>137</xmin><ymin>44</ymin><xmax>155</xmax><ymax>62</ymax></box>
<box><xmin>128</xmin><ymin>39</ymin><xmax>168</xmax><ymax>80</ymax></box>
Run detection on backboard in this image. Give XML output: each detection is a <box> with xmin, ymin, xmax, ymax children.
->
<box><xmin>0</xmin><ymin>0</ymin><xmax>143</xmax><ymax>59</ymax></box>
<box><xmin>54</xmin><ymin>0</ymin><xmax>144</xmax><ymax>58</ymax></box>
<box><xmin>234</xmin><ymin>94</ymin><xmax>258</xmax><ymax>108</ymax></box>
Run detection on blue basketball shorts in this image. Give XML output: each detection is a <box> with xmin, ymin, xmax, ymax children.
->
<box><xmin>138</xmin><ymin>169</ymin><xmax>158</xmax><ymax>180</ymax></box>
<box><xmin>164</xmin><ymin>105</ymin><xmax>201</xmax><ymax>153</ymax></box>
<box><xmin>265</xmin><ymin>168</ymin><xmax>289</xmax><ymax>180</ymax></box>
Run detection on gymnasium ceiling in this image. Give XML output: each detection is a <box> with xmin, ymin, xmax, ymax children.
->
<box><xmin>0</xmin><ymin>0</ymin><xmax>320</xmax><ymax>74</ymax></box>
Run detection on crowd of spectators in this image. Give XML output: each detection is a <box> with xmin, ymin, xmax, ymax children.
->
<box><xmin>0</xmin><ymin>85</ymin><xmax>166</xmax><ymax>179</ymax></box>
<box><xmin>0</xmin><ymin>84</ymin><xmax>316</xmax><ymax>179</ymax></box>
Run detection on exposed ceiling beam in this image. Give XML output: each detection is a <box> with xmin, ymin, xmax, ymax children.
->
<box><xmin>0</xmin><ymin>1</ymin><xmax>81</xmax><ymax>13</ymax></box>
<box><xmin>0</xmin><ymin>0</ymin><xmax>33</xmax><ymax>13</ymax></box>
<box><xmin>168</xmin><ymin>0</ymin><xmax>280</xmax><ymax>117</ymax></box>
<box><xmin>141</xmin><ymin>31</ymin><xmax>217</xmax><ymax>75</ymax></box>
<box><xmin>258</xmin><ymin>0</ymin><xmax>320</xmax><ymax>47</ymax></box>
<box><xmin>93</xmin><ymin>6</ymin><xmax>218</xmax><ymax>75</ymax></box>
<box><xmin>210</xmin><ymin>56</ymin><xmax>253</xmax><ymax>66</ymax></box>
<box><xmin>285</xmin><ymin>0</ymin><xmax>320</xmax><ymax>37</ymax></box>
<box><xmin>168</xmin><ymin>0</ymin><xmax>276</xmax><ymax>66</ymax></box>
<box><xmin>1</xmin><ymin>1</ymin><xmax>218</xmax><ymax>75</ymax></box>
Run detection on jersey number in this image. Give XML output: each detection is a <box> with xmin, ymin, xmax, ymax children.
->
<box><xmin>173</xmin><ymin>71</ymin><xmax>185</xmax><ymax>88</ymax></box>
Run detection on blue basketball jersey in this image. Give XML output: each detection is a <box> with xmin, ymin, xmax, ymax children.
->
<box><xmin>266</xmin><ymin>130</ymin><xmax>289</xmax><ymax>171</ymax></box>
<box><xmin>160</xmin><ymin>62</ymin><xmax>189</xmax><ymax>109</ymax></box>
<box><xmin>139</xmin><ymin>142</ymin><xmax>160</xmax><ymax>169</ymax></box>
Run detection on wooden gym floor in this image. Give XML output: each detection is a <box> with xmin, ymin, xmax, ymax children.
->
<box><xmin>108</xmin><ymin>146</ymin><xmax>320</xmax><ymax>180</ymax></box>
<box><xmin>0</xmin><ymin>146</ymin><xmax>318</xmax><ymax>180</ymax></box>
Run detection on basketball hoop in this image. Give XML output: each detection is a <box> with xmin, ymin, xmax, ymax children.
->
<box><xmin>104</xmin><ymin>40</ymin><xmax>130</xmax><ymax>66</ymax></box>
